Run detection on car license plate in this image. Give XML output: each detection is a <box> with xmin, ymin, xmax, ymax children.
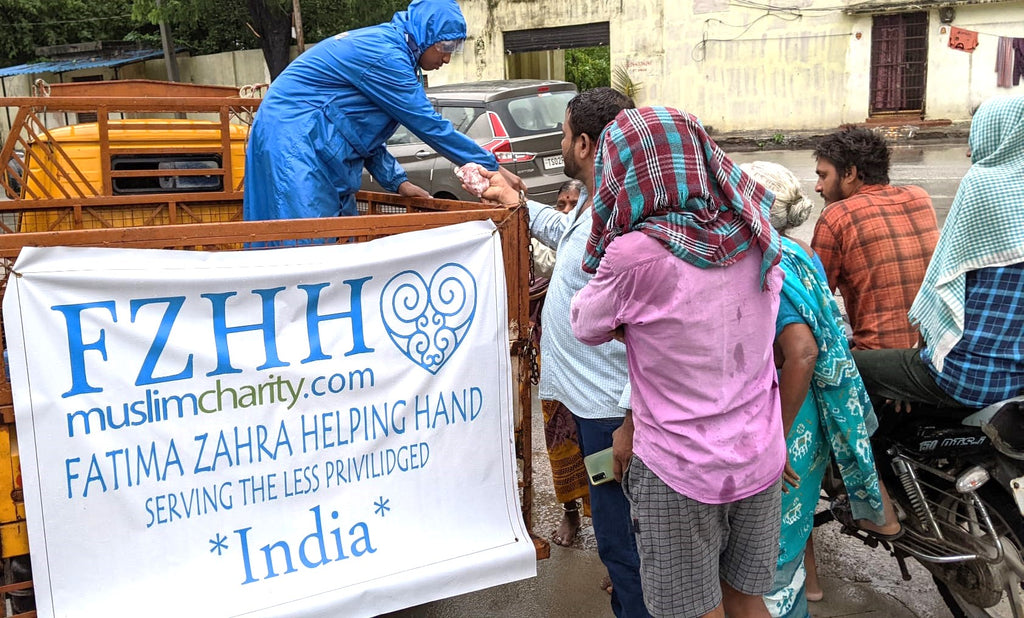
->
<box><xmin>543</xmin><ymin>155</ymin><xmax>564</xmax><ymax>170</ymax></box>
<box><xmin>1013</xmin><ymin>476</ymin><xmax>1024</xmax><ymax>517</ymax></box>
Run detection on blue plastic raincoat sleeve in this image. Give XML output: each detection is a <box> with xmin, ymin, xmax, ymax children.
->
<box><xmin>359</xmin><ymin>60</ymin><xmax>499</xmax><ymax>172</ymax></box>
<box><xmin>364</xmin><ymin>144</ymin><xmax>409</xmax><ymax>192</ymax></box>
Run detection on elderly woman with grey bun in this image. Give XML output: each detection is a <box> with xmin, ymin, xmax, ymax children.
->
<box><xmin>745</xmin><ymin>161</ymin><xmax>816</xmax><ymax>237</ymax></box>
<box><xmin>741</xmin><ymin>162</ymin><xmax>887</xmax><ymax>618</ymax></box>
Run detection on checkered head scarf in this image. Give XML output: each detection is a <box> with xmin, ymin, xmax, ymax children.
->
<box><xmin>582</xmin><ymin>106</ymin><xmax>781</xmax><ymax>289</ymax></box>
<box><xmin>910</xmin><ymin>95</ymin><xmax>1024</xmax><ymax>371</ymax></box>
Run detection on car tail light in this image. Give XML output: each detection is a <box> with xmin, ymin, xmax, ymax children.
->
<box><xmin>481</xmin><ymin>112</ymin><xmax>535</xmax><ymax>164</ymax></box>
<box><xmin>493</xmin><ymin>145</ymin><xmax>536</xmax><ymax>164</ymax></box>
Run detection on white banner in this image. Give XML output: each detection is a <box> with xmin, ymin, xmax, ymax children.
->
<box><xmin>3</xmin><ymin>220</ymin><xmax>534</xmax><ymax>617</ymax></box>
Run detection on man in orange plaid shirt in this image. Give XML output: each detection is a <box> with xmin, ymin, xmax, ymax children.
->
<box><xmin>806</xmin><ymin>127</ymin><xmax>937</xmax><ymax>596</ymax></box>
<box><xmin>811</xmin><ymin>127</ymin><xmax>939</xmax><ymax>351</ymax></box>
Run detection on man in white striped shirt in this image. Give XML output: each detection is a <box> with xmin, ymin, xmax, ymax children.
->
<box><xmin>480</xmin><ymin>88</ymin><xmax>648</xmax><ymax>618</ymax></box>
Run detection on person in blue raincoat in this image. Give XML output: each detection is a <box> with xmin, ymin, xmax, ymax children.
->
<box><xmin>243</xmin><ymin>0</ymin><xmax>515</xmax><ymax>235</ymax></box>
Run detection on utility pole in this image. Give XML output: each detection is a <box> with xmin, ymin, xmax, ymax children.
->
<box><xmin>156</xmin><ymin>0</ymin><xmax>181</xmax><ymax>82</ymax></box>
<box><xmin>292</xmin><ymin>0</ymin><xmax>306</xmax><ymax>55</ymax></box>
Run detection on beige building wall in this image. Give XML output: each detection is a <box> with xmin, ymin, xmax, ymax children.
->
<box><xmin>673</xmin><ymin>7</ymin><xmax>862</xmax><ymax>131</ymax></box>
<box><xmin>139</xmin><ymin>49</ymin><xmax>273</xmax><ymax>87</ymax></box>
<box><xmin>923</xmin><ymin>3</ymin><xmax>1024</xmax><ymax>119</ymax></box>
<box><xmin>435</xmin><ymin>0</ymin><xmax>865</xmax><ymax>130</ymax></box>
<box><xmin>0</xmin><ymin>75</ymin><xmax>32</xmax><ymax>139</ymax></box>
<box><xmin>438</xmin><ymin>0</ymin><xmax>1024</xmax><ymax>131</ymax></box>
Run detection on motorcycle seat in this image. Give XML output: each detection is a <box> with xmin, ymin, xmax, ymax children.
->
<box><xmin>981</xmin><ymin>400</ymin><xmax>1024</xmax><ymax>460</ymax></box>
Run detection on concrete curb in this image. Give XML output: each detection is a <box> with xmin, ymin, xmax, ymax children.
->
<box><xmin>710</xmin><ymin>123</ymin><xmax>971</xmax><ymax>153</ymax></box>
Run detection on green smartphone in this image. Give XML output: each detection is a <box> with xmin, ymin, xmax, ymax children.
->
<box><xmin>584</xmin><ymin>446</ymin><xmax>616</xmax><ymax>486</ymax></box>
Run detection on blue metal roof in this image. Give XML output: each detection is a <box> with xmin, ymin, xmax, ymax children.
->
<box><xmin>0</xmin><ymin>48</ymin><xmax>166</xmax><ymax>78</ymax></box>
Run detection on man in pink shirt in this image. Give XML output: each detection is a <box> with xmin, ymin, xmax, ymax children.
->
<box><xmin>571</xmin><ymin>107</ymin><xmax>786</xmax><ymax>618</ymax></box>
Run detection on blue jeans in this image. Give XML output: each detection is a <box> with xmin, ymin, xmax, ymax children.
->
<box><xmin>574</xmin><ymin>414</ymin><xmax>650</xmax><ymax>618</ymax></box>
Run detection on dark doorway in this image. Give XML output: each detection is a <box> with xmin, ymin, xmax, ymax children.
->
<box><xmin>503</xmin><ymin>23</ymin><xmax>610</xmax><ymax>55</ymax></box>
<box><xmin>503</xmin><ymin>23</ymin><xmax>609</xmax><ymax>83</ymax></box>
<box><xmin>870</xmin><ymin>12</ymin><xmax>928</xmax><ymax>116</ymax></box>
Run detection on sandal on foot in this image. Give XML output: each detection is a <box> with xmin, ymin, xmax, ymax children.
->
<box><xmin>859</xmin><ymin>523</ymin><xmax>905</xmax><ymax>542</ymax></box>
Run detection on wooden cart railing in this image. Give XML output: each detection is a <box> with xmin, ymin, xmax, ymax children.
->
<box><xmin>0</xmin><ymin>80</ymin><xmax>260</xmax><ymax>236</ymax></box>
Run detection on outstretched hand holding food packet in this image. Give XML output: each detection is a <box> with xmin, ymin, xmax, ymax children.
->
<box><xmin>458</xmin><ymin>164</ymin><xmax>526</xmax><ymax>203</ymax></box>
<box><xmin>455</xmin><ymin>163</ymin><xmax>489</xmax><ymax>197</ymax></box>
<box><xmin>461</xmin><ymin>166</ymin><xmax>524</xmax><ymax>206</ymax></box>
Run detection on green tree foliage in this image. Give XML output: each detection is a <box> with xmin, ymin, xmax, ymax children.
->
<box><xmin>128</xmin><ymin>0</ymin><xmax>259</xmax><ymax>56</ymax></box>
<box><xmin>565</xmin><ymin>46</ymin><xmax>610</xmax><ymax>92</ymax></box>
<box><xmin>298</xmin><ymin>0</ymin><xmax>408</xmax><ymax>43</ymax></box>
<box><xmin>2</xmin><ymin>0</ymin><xmax>414</xmax><ymax>76</ymax></box>
<box><xmin>0</xmin><ymin>0</ymin><xmax>137</xmax><ymax>67</ymax></box>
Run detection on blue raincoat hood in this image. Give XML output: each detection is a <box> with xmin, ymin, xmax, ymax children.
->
<box><xmin>391</xmin><ymin>0</ymin><xmax>468</xmax><ymax>62</ymax></box>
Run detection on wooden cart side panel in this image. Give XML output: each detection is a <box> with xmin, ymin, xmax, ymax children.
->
<box><xmin>41</xmin><ymin>80</ymin><xmax>245</xmax><ymax>99</ymax></box>
<box><xmin>0</xmin><ymin>96</ymin><xmax>262</xmax><ymax>114</ymax></box>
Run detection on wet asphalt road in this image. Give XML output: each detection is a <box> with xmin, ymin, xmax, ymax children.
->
<box><xmin>388</xmin><ymin>141</ymin><xmax>990</xmax><ymax>618</ymax></box>
<box><xmin>729</xmin><ymin>142</ymin><xmax>973</xmax><ymax>237</ymax></box>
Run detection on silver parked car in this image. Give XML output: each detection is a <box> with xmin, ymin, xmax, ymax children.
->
<box><xmin>361</xmin><ymin>79</ymin><xmax>577</xmax><ymax>205</ymax></box>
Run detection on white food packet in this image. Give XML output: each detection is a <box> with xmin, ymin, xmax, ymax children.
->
<box><xmin>455</xmin><ymin>162</ymin><xmax>490</xmax><ymax>197</ymax></box>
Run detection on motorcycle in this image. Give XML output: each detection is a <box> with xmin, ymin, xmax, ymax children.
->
<box><xmin>822</xmin><ymin>396</ymin><xmax>1024</xmax><ymax>617</ymax></box>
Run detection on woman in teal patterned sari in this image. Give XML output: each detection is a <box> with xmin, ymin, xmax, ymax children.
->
<box><xmin>742</xmin><ymin>162</ymin><xmax>886</xmax><ymax>618</ymax></box>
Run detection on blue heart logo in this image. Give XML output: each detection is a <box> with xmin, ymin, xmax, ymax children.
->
<box><xmin>380</xmin><ymin>264</ymin><xmax>477</xmax><ymax>374</ymax></box>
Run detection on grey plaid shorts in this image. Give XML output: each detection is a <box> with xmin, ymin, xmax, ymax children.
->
<box><xmin>623</xmin><ymin>456</ymin><xmax>782</xmax><ymax>617</ymax></box>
